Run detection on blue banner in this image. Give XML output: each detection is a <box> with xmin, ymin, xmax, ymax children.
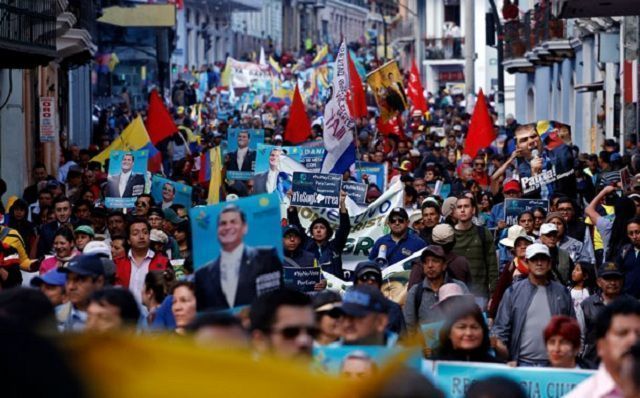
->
<box><xmin>189</xmin><ymin>193</ymin><xmax>283</xmax><ymax>270</ymax></box>
<box><xmin>354</xmin><ymin>161</ymin><xmax>387</xmax><ymax>191</ymax></box>
<box><xmin>504</xmin><ymin>198</ymin><xmax>548</xmax><ymax>226</ymax></box>
<box><xmin>255</xmin><ymin>143</ymin><xmax>326</xmax><ymax>173</ymax></box>
<box><xmin>312</xmin><ymin>346</ymin><xmax>422</xmax><ymax>375</ymax></box>
<box><xmin>342</xmin><ymin>181</ymin><xmax>367</xmax><ymax>205</ymax></box>
<box><xmin>105</xmin><ymin>150</ymin><xmax>149</xmax><ymax>209</ymax></box>
<box><xmin>291</xmin><ymin>172</ymin><xmax>342</xmax><ymax>208</ymax></box>
<box><xmin>150</xmin><ymin>175</ymin><xmax>192</xmax><ymax>208</ymax></box>
<box><xmin>432</xmin><ymin>361</ymin><xmax>593</xmax><ymax>398</ymax></box>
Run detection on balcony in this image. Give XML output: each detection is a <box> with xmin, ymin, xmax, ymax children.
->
<box><xmin>423</xmin><ymin>37</ymin><xmax>465</xmax><ymax>60</ymax></box>
<box><xmin>388</xmin><ymin>18</ymin><xmax>415</xmax><ymax>46</ymax></box>
<box><xmin>503</xmin><ymin>5</ymin><xmax>578</xmax><ymax>74</ymax></box>
<box><xmin>0</xmin><ymin>0</ymin><xmax>57</xmax><ymax>67</ymax></box>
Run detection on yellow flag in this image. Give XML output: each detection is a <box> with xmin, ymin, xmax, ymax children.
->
<box><xmin>91</xmin><ymin>116</ymin><xmax>154</xmax><ymax>165</ymax></box>
<box><xmin>61</xmin><ymin>332</ymin><xmax>358</xmax><ymax>398</ymax></box>
<box><xmin>207</xmin><ymin>146</ymin><xmax>222</xmax><ymax>204</ymax></box>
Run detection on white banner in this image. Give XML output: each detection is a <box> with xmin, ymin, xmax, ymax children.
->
<box><xmin>297</xmin><ymin>181</ymin><xmax>405</xmax><ymax>277</ymax></box>
<box><xmin>39</xmin><ymin>96</ymin><xmax>56</xmax><ymax>142</ymax></box>
<box><xmin>225</xmin><ymin>57</ymin><xmax>273</xmax><ymax>89</ymax></box>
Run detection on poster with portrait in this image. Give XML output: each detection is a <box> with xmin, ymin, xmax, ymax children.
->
<box><xmin>150</xmin><ymin>175</ymin><xmax>193</xmax><ymax>209</ymax></box>
<box><xmin>312</xmin><ymin>346</ymin><xmax>422</xmax><ymax>376</ymax></box>
<box><xmin>189</xmin><ymin>192</ymin><xmax>283</xmax><ymax>270</ymax></box>
<box><xmin>366</xmin><ymin>60</ymin><xmax>408</xmax><ymax>123</ymax></box>
<box><xmin>354</xmin><ymin>161</ymin><xmax>388</xmax><ymax>191</ymax></box>
<box><xmin>224</xmin><ymin>128</ymin><xmax>264</xmax><ymax>180</ymax></box>
<box><xmin>106</xmin><ymin>150</ymin><xmax>149</xmax><ymax>209</ymax></box>
<box><xmin>253</xmin><ymin>144</ymin><xmax>309</xmax><ymax>202</ymax></box>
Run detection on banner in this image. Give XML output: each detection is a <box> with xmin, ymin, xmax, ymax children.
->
<box><xmin>283</xmin><ymin>267</ymin><xmax>321</xmax><ymax>292</ymax></box>
<box><xmin>291</xmin><ymin>172</ymin><xmax>342</xmax><ymax>209</ymax></box>
<box><xmin>223</xmin><ymin>57</ymin><xmax>273</xmax><ymax>90</ymax></box>
<box><xmin>503</xmin><ymin>198</ymin><xmax>548</xmax><ymax>226</ymax></box>
<box><xmin>520</xmin><ymin>166</ymin><xmax>575</xmax><ymax>195</ymax></box>
<box><xmin>366</xmin><ymin>60</ymin><xmax>407</xmax><ymax>122</ymax></box>
<box><xmin>189</xmin><ymin>193</ymin><xmax>283</xmax><ymax>270</ymax></box>
<box><xmin>39</xmin><ymin>97</ymin><xmax>56</xmax><ymax>142</ymax></box>
<box><xmin>224</xmin><ymin>128</ymin><xmax>264</xmax><ymax>180</ymax></box>
<box><xmin>150</xmin><ymin>175</ymin><xmax>192</xmax><ymax>208</ymax></box>
<box><xmin>354</xmin><ymin>161</ymin><xmax>388</xmax><ymax>191</ymax></box>
<box><xmin>312</xmin><ymin>346</ymin><xmax>422</xmax><ymax>375</ymax></box>
<box><xmin>297</xmin><ymin>181</ymin><xmax>404</xmax><ymax>275</ymax></box>
<box><xmin>431</xmin><ymin>361</ymin><xmax>594</xmax><ymax>398</ymax></box>
<box><xmin>105</xmin><ymin>150</ymin><xmax>149</xmax><ymax>209</ymax></box>
<box><xmin>342</xmin><ymin>181</ymin><xmax>367</xmax><ymax>205</ymax></box>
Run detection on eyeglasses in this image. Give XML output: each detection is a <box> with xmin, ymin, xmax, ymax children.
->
<box><xmin>271</xmin><ymin>325</ymin><xmax>320</xmax><ymax>340</ymax></box>
<box><xmin>358</xmin><ymin>274</ymin><xmax>380</xmax><ymax>284</ymax></box>
<box><xmin>389</xmin><ymin>217</ymin><xmax>407</xmax><ymax>224</ymax></box>
<box><xmin>557</xmin><ymin>207</ymin><xmax>573</xmax><ymax>213</ymax></box>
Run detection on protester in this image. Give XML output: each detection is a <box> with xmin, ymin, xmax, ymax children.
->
<box><xmin>543</xmin><ymin>315</ymin><xmax>585</xmax><ymax>368</ymax></box>
<box><xmin>369</xmin><ymin>207</ymin><xmax>427</xmax><ymax>267</ymax></box>
<box><xmin>339</xmin><ymin>285</ymin><xmax>395</xmax><ymax>346</ymax></box>
<box><xmin>312</xmin><ymin>290</ymin><xmax>342</xmax><ymax>347</ymax></box>
<box><xmin>59</xmin><ymin>254</ymin><xmax>106</xmax><ymax>331</ymax></box>
<box><xmin>171</xmin><ymin>281</ymin><xmax>197</xmax><ymax>335</ymax></box>
<box><xmin>620</xmin><ymin>341</ymin><xmax>640</xmax><ymax>398</ymax></box>
<box><xmin>566</xmin><ymin>299</ymin><xmax>640</xmax><ymax>397</ymax></box>
<box><xmin>40</xmin><ymin>227</ymin><xmax>78</xmax><ymax>275</ymax></box>
<box><xmin>491</xmin><ymin>243</ymin><xmax>574</xmax><ymax>365</ymax></box>
<box><xmin>249</xmin><ymin>288</ymin><xmax>317</xmax><ymax>359</ymax></box>
<box><xmin>86</xmin><ymin>287</ymin><xmax>140</xmax><ymax>332</ymax></box>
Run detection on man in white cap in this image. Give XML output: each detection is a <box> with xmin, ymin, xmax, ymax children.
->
<box><xmin>538</xmin><ymin>222</ymin><xmax>572</xmax><ymax>284</ymax></box>
<box><xmin>491</xmin><ymin>243</ymin><xmax>574</xmax><ymax>366</ymax></box>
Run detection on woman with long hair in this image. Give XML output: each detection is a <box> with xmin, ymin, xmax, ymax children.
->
<box><xmin>142</xmin><ymin>269</ymin><xmax>176</xmax><ymax>327</ymax></box>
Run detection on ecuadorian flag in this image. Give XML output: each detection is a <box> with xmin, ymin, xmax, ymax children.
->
<box><xmin>91</xmin><ymin>116</ymin><xmax>162</xmax><ymax>173</ymax></box>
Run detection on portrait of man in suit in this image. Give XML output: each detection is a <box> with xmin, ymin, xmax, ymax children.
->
<box><xmin>161</xmin><ymin>182</ymin><xmax>175</xmax><ymax>209</ymax></box>
<box><xmin>225</xmin><ymin>130</ymin><xmax>256</xmax><ymax>172</ymax></box>
<box><xmin>253</xmin><ymin>147</ymin><xmax>282</xmax><ymax>195</ymax></box>
<box><xmin>107</xmin><ymin>153</ymin><xmax>146</xmax><ymax>198</ymax></box>
<box><xmin>195</xmin><ymin>204</ymin><xmax>282</xmax><ymax>311</ymax></box>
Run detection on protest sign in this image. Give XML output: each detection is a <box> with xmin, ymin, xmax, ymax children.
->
<box><xmin>283</xmin><ymin>267</ymin><xmax>321</xmax><ymax>292</ymax></box>
<box><xmin>520</xmin><ymin>165</ymin><xmax>575</xmax><ymax>195</ymax></box>
<box><xmin>312</xmin><ymin>346</ymin><xmax>422</xmax><ymax>375</ymax></box>
<box><xmin>224</xmin><ymin>128</ymin><xmax>264</xmax><ymax>180</ymax></box>
<box><xmin>150</xmin><ymin>175</ymin><xmax>192</xmax><ymax>208</ymax></box>
<box><xmin>255</xmin><ymin>143</ymin><xmax>325</xmax><ymax>174</ymax></box>
<box><xmin>297</xmin><ymin>181</ymin><xmax>405</xmax><ymax>276</ymax></box>
<box><xmin>223</xmin><ymin>57</ymin><xmax>273</xmax><ymax>90</ymax></box>
<box><xmin>298</xmin><ymin>141</ymin><xmax>326</xmax><ymax>172</ymax></box>
<box><xmin>342</xmin><ymin>181</ymin><xmax>367</xmax><ymax>205</ymax></box>
<box><xmin>427</xmin><ymin>181</ymin><xmax>451</xmax><ymax>199</ymax></box>
<box><xmin>189</xmin><ymin>193</ymin><xmax>283</xmax><ymax>270</ymax></box>
<box><xmin>366</xmin><ymin>60</ymin><xmax>408</xmax><ymax>122</ymax></box>
<box><xmin>432</xmin><ymin>361</ymin><xmax>593</xmax><ymax>398</ymax></box>
<box><xmin>354</xmin><ymin>161</ymin><xmax>388</xmax><ymax>191</ymax></box>
<box><xmin>503</xmin><ymin>198</ymin><xmax>548</xmax><ymax>226</ymax></box>
<box><xmin>105</xmin><ymin>150</ymin><xmax>149</xmax><ymax>209</ymax></box>
<box><xmin>291</xmin><ymin>172</ymin><xmax>342</xmax><ymax>209</ymax></box>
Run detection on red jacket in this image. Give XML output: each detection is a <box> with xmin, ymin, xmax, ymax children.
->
<box><xmin>114</xmin><ymin>252</ymin><xmax>169</xmax><ymax>287</ymax></box>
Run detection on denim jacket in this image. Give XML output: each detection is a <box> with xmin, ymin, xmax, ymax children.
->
<box><xmin>491</xmin><ymin>278</ymin><xmax>575</xmax><ymax>362</ymax></box>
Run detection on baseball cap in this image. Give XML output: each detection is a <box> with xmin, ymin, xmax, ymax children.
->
<box><xmin>313</xmin><ymin>290</ymin><xmax>342</xmax><ymax>313</ymax></box>
<box><xmin>354</xmin><ymin>261</ymin><xmax>382</xmax><ymax>283</ymax></box>
<box><xmin>338</xmin><ymin>285</ymin><xmax>388</xmax><ymax>317</ymax></box>
<box><xmin>163</xmin><ymin>208</ymin><xmax>184</xmax><ymax>224</ymax></box>
<box><xmin>598</xmin><ymin>262</ymin><xmax>624</xmax><ymax>278</ymax></box>
<box><xmin>503</xmin><ymin>179</ymin><xmax>522</xmax><ymax>193</ymax></box>
<box><xmin>150</xmin><ymin>229</ymin><xmax>169</xmax><ymax>244</ymax></box>
<box><xmin>74</xmin><ymin>225</ymin><xmax>95</xmax><ymax>237</ymax></box>
<box><xmin>525</xmin><ymin>243</ymin><xmax>551</xmax><ymax>260</ymax></box>
<box><xmin>441</xmin><ymin>197</ymin><xmax>457</xmax><ymax>218</ymax></box>
<box><xmin>273</xmin><ymin>134</ymin><xmax>283</xmax><ymax>141</ymax></box>
<box><xmin>83</xmin><ymin>241</ymin><xmax>112</xmax><ymax>259</ymax></box>
<box><xmin>420</xmin><ymin>245</ymin><xmax>446</xmax><ymax>261</ymax></box>
<box><xmin>540</xmin><ymin>223</ymin><xmax>558</xmax><ymax>235</ymax></box>
<box><xmin>282</xmin><ymin>224</ymin><xmax>304</xmax><ymax>238</ymax></box>
<box><xmin>388</xmin><ymin>207</ymin><xmax>409</xmax><ymax>221</ymax></box>
<box><xmin>432</xmin><ymin>224</ymin><xmax>455</xmax><ymax>245</ymax></box>
<box><xmin>61</xmin><ymin>254</ymin><xmax>105</xmax><ymax>277</ymax></box>
<box><xmin>31</xmin><ymin>269</ymin><xmax>66</xmax><ymax>287</ymax></box>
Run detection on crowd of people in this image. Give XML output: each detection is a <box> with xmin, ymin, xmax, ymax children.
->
<box><xmin>3</xmin><ymin>46</ymin><xmax>640</xmax><ymax>397</ymax></box>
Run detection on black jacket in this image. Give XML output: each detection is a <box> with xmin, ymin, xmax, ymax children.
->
<box><xmin>195</xmin><ymin>246</ymin><xmax>282</xmax><ymax>311</ymax></box>
<box><xmin>284</xmin><ymin>246</ymin><xmax>317</xmax><ymax>268</ymax></box>
<box><xmin>288</xmin><ymin>208</ymin><xmax>350</xmax><ymax>279</ymax></box>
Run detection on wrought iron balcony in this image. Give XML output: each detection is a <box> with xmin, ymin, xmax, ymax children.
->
<box><xmin>0</xmin><ymin>0</ymin><xmax>57</xmax><ymax>66</ymax></box>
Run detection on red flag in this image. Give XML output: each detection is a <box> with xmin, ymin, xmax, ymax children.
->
<box><xmin>145</xmin><ymin>89</ymin><xmax>178</xmax><ymax>145</ymax></box>
<box><xmin>407</xmin><ymin>60</ymin><xmax>427</xmax><ymax>114</ymax></box>
<box><xmin>376</xmin><ymin>115</ymin><xmax>404</xmax><ymax>139</ymax></box>
<box><xmin>463</xmin><ymin>89</ymin><xmax>496</xmax><ymax>157</ymax></box>
<box><xmin>347</xmin><ymin>52</ymin><xmax>367</xmax><ymax>118</ymax></box>
<box><xmin>284</xmin><ymin>85</ymin><xmax>312</xmax><ymax>144</ymax></box>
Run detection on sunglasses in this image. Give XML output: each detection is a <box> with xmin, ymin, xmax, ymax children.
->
<box><xmin>389</xmin><ymin>217</ymin><xmax>407</xmax><ymax>224</ymax></box>
<box><xmin>358</xmin><ymin>274</ymin><xmax>380</xmax><ymax>283</ymax></box>
<box><xmin>271</xmin><ymin>325</ymin><xmax>320</xmax><ymax>340</ymax></box>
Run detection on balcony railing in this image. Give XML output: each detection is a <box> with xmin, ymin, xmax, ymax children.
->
<box><xmin>0</xmin><ymin>0</ymin><xmax>56</xmax><ymax>53</ymax></box>
<box><xmin>423</xmin><ymin>37</ymin><xmax>465</xmax><ymax>60</ymax></box>
<box><xmin>388</xmin><ymin>18</ymin><xmax>414</xmax><ymax>42</ymax></box>
<box><xmin>504</xmin><ymin>6</ymin><xmax>567</xmax><ymax>61</ymax></box>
